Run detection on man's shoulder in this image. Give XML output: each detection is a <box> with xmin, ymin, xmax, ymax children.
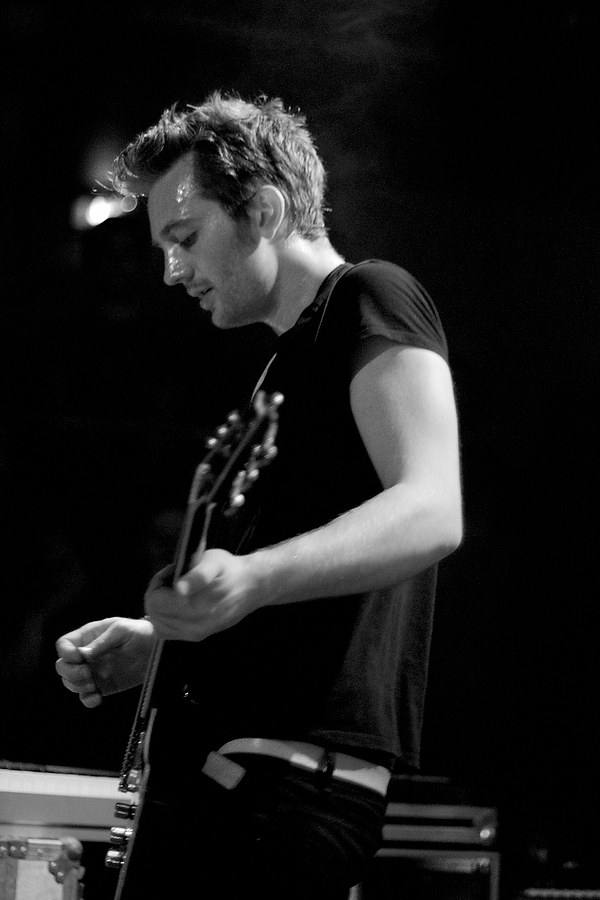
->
<box><xmin>336</xmin><ymin>260</ymin><xmax>435</xmax><ymax>311</ymax></box>
<box><xmin>334</xmin><ymin>260</ymin><xmax>447</xmax><ymax>360</ymax></box>
<box><xmin>337</xmin><ymin>259</ymin><xmax>428</xmax><ymax>298</ymax></box>
<box><xmin>343</xmin><ymin>258</ymin><xmax>414</xmax><ymax>281</ymax></box>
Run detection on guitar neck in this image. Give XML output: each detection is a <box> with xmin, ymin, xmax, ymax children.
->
<box><xmin>118</xmin><ymin>475</ymin><xmax>215</xmax><ymax>790</ymax></box>
<box><xmin>110</xmin><ymin>391</ymin><xmax>283</xmax><ymax>892</ymax></box>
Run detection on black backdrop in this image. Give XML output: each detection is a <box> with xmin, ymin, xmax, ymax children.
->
<box><xmin>2</xmin><ymin>0</ymin><xmax>598</xmax><ymax>890</ymax></box>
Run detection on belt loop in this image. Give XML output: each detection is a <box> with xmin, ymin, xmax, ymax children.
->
<box><xmin>317</xmin><ymin>749</ymin><xmax>336</xmax><ymax>793</ymax></box>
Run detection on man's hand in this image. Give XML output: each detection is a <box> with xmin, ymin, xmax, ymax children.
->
<box><xmin>144</xmin><ymin>549</ymin><xmax>262</xmax><ymax>642</ymax></box>
<box><xmin>55</xmin><ymin>617</ymin><xmax>155</xmax><ymax>707</ymax></box>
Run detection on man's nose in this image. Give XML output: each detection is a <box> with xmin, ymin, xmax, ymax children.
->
<box><xmin>164</xmin><ymin>248</ymin><xmax>192</xmax><ymax>287</ymax></box>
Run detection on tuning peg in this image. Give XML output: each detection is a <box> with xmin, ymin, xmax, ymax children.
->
<box><xmin>251</xmin><ymin>444</ymin><xmax>278</xmax><ymax>468</ymax></box>
<box><xmin>206</xmin><ymin>421</ymin><xmax>232</xmax><ymax>449</ymax></box>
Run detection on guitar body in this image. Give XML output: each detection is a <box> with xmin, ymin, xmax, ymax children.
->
<box><xmin>110</xmin><ymin>735</ymin><xmax>152</xmax><ymax>900</ymax></box>
<box><xmin>111</xmin><ymin>709</ymin><xmax>185</xmax><ymax>900</ymax></box>
<box><xmin>106</xmin><ymin>391</ymin><xmax>283</xmax><ymax>898</ymax></box>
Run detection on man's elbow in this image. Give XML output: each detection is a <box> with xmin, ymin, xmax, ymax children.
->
<box><xmin>433</xmin><ymin>503</ymin><xmax>463</xmax><ymax>561</ymax></box>
<box><xmin>438</xmin><ymin>526</ymin><xmax>462</xmax><ymax>561</ymax></box>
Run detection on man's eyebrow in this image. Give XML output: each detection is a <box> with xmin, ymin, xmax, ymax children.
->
<box><xmin>152</xmin><ymin>217</ymin><xmax>195</xmax><ymax>247</ymax></box>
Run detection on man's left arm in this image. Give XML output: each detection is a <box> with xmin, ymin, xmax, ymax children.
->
<box><xmin>145</xmin><ymin>336</ymin><xmax>462</xmax><ymax>641</ymax></box>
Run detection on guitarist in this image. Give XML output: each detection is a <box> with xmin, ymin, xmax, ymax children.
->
<box><xmin>56</xmin><ymin>92</ymin><xmax>462</xmax><ymax>899</ymax></box>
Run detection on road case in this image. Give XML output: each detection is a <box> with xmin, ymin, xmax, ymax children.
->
<box><xmin>0</xmin><ymin>837</ymin><xmax>83</xmax><ymax>900</ymax></box>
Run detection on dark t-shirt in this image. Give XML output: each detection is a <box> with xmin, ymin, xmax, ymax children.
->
<box><xmin>178</xmin><ymin>260</ymin><xmax>448</xmax><ymax>771</ymax></box>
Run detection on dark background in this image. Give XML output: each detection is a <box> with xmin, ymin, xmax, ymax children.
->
<box><xmin>1</xmin><ymin>0</ymin><xmax>598</xmax><ymax>893</ymax></box>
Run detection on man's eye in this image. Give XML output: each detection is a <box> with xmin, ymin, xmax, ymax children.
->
<box><xmin>180</xmin><ymin>233</ymin><xmax>197</xmax><ymax>249</ymax></box>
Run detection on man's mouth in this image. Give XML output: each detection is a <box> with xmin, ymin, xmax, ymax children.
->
<box><xmin>199</xmin><ymin>288</ymin><xmax>213</xmax><ymax>309</ymax></box>
<box><xmin>188</xmin><ymin>285</ymin><xmax>213</xmax><ymax>308</ymax></box>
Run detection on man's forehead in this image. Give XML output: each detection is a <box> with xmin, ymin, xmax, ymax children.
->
<box><xmin>148</xmin><ymin>152</ymin><xmax>199</xmax><ymax>233</ymax></box>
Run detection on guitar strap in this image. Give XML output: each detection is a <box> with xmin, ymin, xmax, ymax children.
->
<box><xmin>252</xmin><ymin>259</ymin><xmax>371</xmax><ymax>398</ymax></box>
<box><xmin>311</xmin><ymin>261</ymin><xmax>357</xmax><ymax>346</ymax></box>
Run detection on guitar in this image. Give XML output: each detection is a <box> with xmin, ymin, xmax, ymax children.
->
<box><xmin>105</xmin><ymin>390</ymin><xmax>283</xmax><ymax>898</ymax></box>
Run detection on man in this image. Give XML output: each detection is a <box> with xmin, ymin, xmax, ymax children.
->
<box><xmin>56</xmin><ymin>92</ymin><xmax>462</xmax><ymax>899</ymax></box>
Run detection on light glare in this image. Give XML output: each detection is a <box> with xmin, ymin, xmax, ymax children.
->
<box><xmin>70</xmin><ymin>194</ymin><xmax>136</xmax><ymax>230</ymax></box>
<box><xmin>86</xmin><ymin>196</ymin><xmax>114</xmax><ymax>226</ymax></box>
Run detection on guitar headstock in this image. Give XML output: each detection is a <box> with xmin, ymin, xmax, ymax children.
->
<box><xmin>173</xmin><ymin>390</ymin><xmax>283</xmax><ymax>579</ymax></box>
<box><xmin>202</xmin><ymin>389</ymin><xmax>284</xmax><ymax>514</ymax></box>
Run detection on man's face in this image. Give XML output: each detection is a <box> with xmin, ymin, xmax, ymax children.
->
<box><xmin>148</xmin><ymin>152</ymin><xmax>277</xmax><ymax>329</ymax></box>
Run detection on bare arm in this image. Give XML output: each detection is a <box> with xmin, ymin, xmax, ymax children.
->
<box><xmin>251</xmin><ymin>339</ymin><xmax>462</xmax><ymax>600</ymax></box>
<box><xmin>146</xmin><ymin>339</ymin><xmax>462</xmax><ymax>640</ymax></box>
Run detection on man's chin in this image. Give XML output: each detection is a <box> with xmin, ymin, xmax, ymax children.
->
<box><xmin>210</xmin><ymin>308</ymin><xmax>256</xmax><ymax>330</ymax></box>
<box><xmin>209</xmin><ymin>307</ymin><xmax>228</xmax><ymax>328</ymax></box>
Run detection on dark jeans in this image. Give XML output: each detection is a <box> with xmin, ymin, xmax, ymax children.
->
<box><xmin>119</xmin><ymin>754</ymin><xmax>388</xmax><ymax>899</ymax></box>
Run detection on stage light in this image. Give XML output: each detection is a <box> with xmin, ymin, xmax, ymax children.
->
<box><xmin>120</xmin><ymin>194</ymin><xmax>138</xmax><ymax>213</ymax></box>
<box><xmin>70</xmin><ymin>194</ymin><xmax>136</xmax><ymax>230</ymax></box>
<box><xmin>86</xmin><ymin>196</ymin><xmax>115</xmax><ymax>226</ymax></box>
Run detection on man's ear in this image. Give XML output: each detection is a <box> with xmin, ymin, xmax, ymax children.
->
<box><xmin>248</xmin><ymin>185</ymin><xmax>287</xmax><ymax>240</ymax></box>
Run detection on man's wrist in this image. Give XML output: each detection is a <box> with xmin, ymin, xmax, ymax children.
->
<box><xmin>245</xmin><ymin>548</ymin><xmax>282</xmax><ymax>609</ymax></box>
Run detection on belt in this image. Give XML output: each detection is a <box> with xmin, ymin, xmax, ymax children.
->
<box><xmin>218</xmin><ymin>737</ymin><xmax>391</xmax><ymax>797</ymax></box>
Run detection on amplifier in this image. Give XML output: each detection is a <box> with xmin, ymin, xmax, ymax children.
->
<box><xmin>355</xmin><ymin>776</ymin><xmax>500</xmax><ymax>900</ymax></box>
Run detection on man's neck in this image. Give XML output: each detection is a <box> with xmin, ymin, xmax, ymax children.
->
<box><xmin>264</xmin><ymin>237</ymin><xmax>346</xmax><ymax>335</ymax></box>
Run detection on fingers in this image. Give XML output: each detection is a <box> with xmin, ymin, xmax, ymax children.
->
<box><xmin>57</xmin><ymin>616</ymin><xmax>155</xmax><ymax>706</ymax></box>
<box><xmin>145</xmin><ymin>581</ymin><xmax>210</xmax><ymax>641</ymax></box>
<box><xmin>145</xmin><ymin>586</ymin><xmax>184</xmax><ymax>616</ymax></box>
<box><xmin>78</xmin><ymin>690</ymin><xmax>103</xmax><ymax>709</ymax></box>
<box><xmin>175</xmin><ymin>549</ymin><xmax>227</xmax><ymax>597</ymax></box>
<box><xmin>55</xmin><ymin>653</ymin><xmax>99</xmax><ymax>701</ymax></box>
<box><xmin>146</xmin><ymin>564</ymin><xmax>176</xmax><ymax>593</ymax></box>
<box><xmin>55</xmin><ymin>658</ymin><xmax>90</xmax><ymax>683</ymax></box>
<box><xmin>55</xmin><ymin>619</ymin><xmax>115</xmax><ymax>660</ymax></box>
<box><xmin>144</xmin><ymin>551</ymin><xmax>253</xmax><ymax>642</ymax></box>
<box><xmin>57</xmin><ymin>618</ymin><xmax>132</xmax><ymax>663</ymax></box>
<box><xmin>55</xmin><ymin>637</ymin><xmax>86</xmax><ymax>664</ymax></box>
<box><xmin>55</xmin><ymin>619</ymin><xmax>120</xmax><ymax>706</ymax></box>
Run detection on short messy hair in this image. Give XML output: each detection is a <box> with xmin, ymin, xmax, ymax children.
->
<box><xmin>111</xmin><ymin>91</ymin><xmax>328</xmax><ymax>240</ymax></box>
